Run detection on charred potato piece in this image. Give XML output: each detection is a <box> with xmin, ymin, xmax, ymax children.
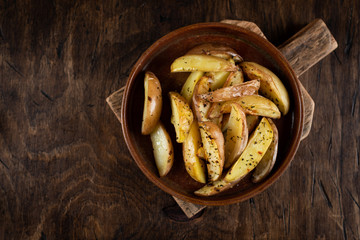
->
<box><xmin>150</xmin><ymin>122</ymin><xmax>174</xmax><ymax>177</ymax></box>
<box><xmin>171</xmin><ymin>55</ymin><xmax>238</xmax><ymax>72</ymax></box>
<box><xmin>141</xmin><ymin>72</ymin><xmax>162</xmax><ymax>135</ymax></box>
<box><xmin>169</xmin><ymin>92</ymin><xmax>194</xmax><ymax>143</ymax></box>
<box><xmin>240</xmin><ymin>62</ymin><xmax>290</xmax><ymax>115</ymax></box>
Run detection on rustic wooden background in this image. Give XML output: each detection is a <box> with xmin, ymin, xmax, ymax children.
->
<box><xmin>0</xmin><ymin>0</ymin><xmax>359</xmax><ymax>239</ymax></box>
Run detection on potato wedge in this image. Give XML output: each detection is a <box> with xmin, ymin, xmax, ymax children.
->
<box><xmin>199</xmin><ymin>121</ymin><xmax>225</xmax><ymax>182</ymax></box>
<box><xmin>252</xmin><ymin>118</ymin><xmax>278</xmax><ymax>183</ymax></box>
<box><xmin>224</xmin><ymin>117</ymin><xmax>273</xmax><ymax>182</ymax></box>
<box><xmin>194</xmin><ymin>178</ymin><xmax>233</xmax><ymax>196</ymax></box>
<box><xmin>224</xmin><ymin>103</ymin><xmax>249</xmax><ymax>169</ymax></box>
<box><xmin>223</xmin><ymin>69</ymin><xmax>244</xmax><ymax>87</ymax></box>
<box><xmin>246</xmin><ymin>115</ymin><xmax>260</xmax><ymax>134</ymax></box>
<box><xmin>206</xmin><ymin>69</ymin><xmax>245</xmax><ymax>119</ymax></box>
<box><xmin>192</xmin><ymin>76</ymin><xmax>211</xmax><ymax>122</ymax></box>
<box><xmin>141</xmin><ymin>71</ymin><xmax>162</xmax><ymax>135</ymax></box>
<box><xmin>198</xmin><ymin>79</ymin><xmax>260</xmax><ymax>102</ymax></box>
<box><xmin>240</xmin><ymin>62</ymin><xmax>290</xmax><ymax>115</ymax></box>
<box><xmin>180</xmin><ymin>71</ymin><xmax>204</xmax><ymax>103</ymax></box>
<box><xmin>171</xmin><ymin>55</ymin><xmax>238</xmax><ymax>72</ymax></box>
<box><xmin>169</xmin><ymin>92</ymin><xmax>194</xmax><ymax>143</ymax></box>
<box><xmin>221</xmin><ymin>95</ymin><xmax>281</xmax><ymax>119</ymax></box>
<box><xmin>183</xmin><ymin>121</ymin><xmax>207</xmax><ymax>183</ymax></box>
<box><xmin>205</xmin><ymin>71</ymin><xmax>230</xmax><ymax>90</ymax></box>
<box><xmin>197</xmin><ymin>146</ymin><xmax>206</xmax><ymax>159</ymax></box>
<box><xmin>150</xmin><ymin>122</ymin><xmax>174</xmax><ymax>177</ymax></box>
<box><xmin>186</xmin><ymin>43</ymin><xmax>243</xmax><ymax>62</ymax></box>
<box><xmin>221</xmin><ymin>114</ymin><xmax>230</xmax><ymax>132</ymax></box>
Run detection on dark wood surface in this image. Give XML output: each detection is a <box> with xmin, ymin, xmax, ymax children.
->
<box><xmin>0</xmin><ymin>0</ymin><xmax>359</xmax><ymax>239</ymax></box>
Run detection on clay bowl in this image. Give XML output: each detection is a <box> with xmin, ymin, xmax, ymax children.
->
<box><xmin>121</xmin><ymin>22</ymin><xmax>303</xmax><ymax>205</ymax></box>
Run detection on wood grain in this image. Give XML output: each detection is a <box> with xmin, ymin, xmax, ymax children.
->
<box><xmin>0</xmin><ymin>0</ymin><xmax>359</xmax><ymax>239</ymax></box>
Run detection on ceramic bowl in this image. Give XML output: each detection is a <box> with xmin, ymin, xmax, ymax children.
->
<box><xmin>121</xmin><ymin>22</ymin><xmax>303</xmax><ymax>205</ymax></box>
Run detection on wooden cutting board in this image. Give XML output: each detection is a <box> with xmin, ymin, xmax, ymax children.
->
<box><xmin>106</xmin><ymin>19</ymin><xmax>337</xmax><ymax>219</ymax></box>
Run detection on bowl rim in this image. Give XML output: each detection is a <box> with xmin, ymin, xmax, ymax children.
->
<box><xmin>121</xmin><ymin>22</ymin><xmax>304</xmax><ymax>206</ymax></box>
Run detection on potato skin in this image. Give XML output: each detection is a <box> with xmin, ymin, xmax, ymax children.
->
<box><xmin>141</xmin><ymin>72</ymin><xmax>162</xmax><ymax>135</ymax></box>
<box><xmin>252</xmin><ymin>118</ymin><xmax>278</xmax><ymax>183</ymax></box>
<box><xmin>150</xmin><ymin>122</ymin><xmax>174</xmax><ymax>177</ymax></box>
<box><xmin>240</xmin><ymin>62</ymin><xmax>290</xmax><ymax>115</ymax></box>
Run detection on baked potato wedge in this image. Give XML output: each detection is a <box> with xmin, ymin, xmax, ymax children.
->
<box><xmin>169</xmin><ymin>92</ymin><xmax>194</xmax><ymax>143</ymax></box>
<box><xmin>221</xmin><ymin>95</ymin><xmax>281</xmax><ymax>119</ymax></box>
<box><xmin>141</xmin><ymin>71</ymin><xmax>162</xmax><ymax>135</ymax></box>
<box><xmin>194</xmin><ymin>178</ymin><xmax>233</xmax><ymax>197</ymax></box>
<box><xmin>192</xmin><ymin>76</ymin><xmax>211</xmax><ymax>122</ymax></box>
<box><xmin>198</xmin><ymin>79</ymin><xmax>260</xmax><ymax>102</ymax></box>
<box><xmin>246</xmin><ymin>115</ymin><xmax>260</xmax><ymax>134</ymax></box>
<box><xmin>183</xmin><ymin>121</ymin><xmax>207</xmax><ymax>183</ymax></box>
<box><xmin>223</xmin><ymin>69</ymin><xmax>244</xmax><ymax>87</ymax></box>
<box><xmin>205</xmin><ymin>71</ymin><xmax>230</xmax><ymax>90</ymax></box>
<box><xmin>186</xmin><ymin>43</ymin><xmax>243</xmax><ymax>62</ymax></box>
<box><xmin>180</xmin><ymin>71</ymin><xmax>204</xmax><ymax>103</ymax></box>
<box><xmin>171</xmin><ymin>55</ymin><xmax>238</xmax><ymax>72</ymax></box>
<box><xmin>252</xmin><ymin>118</ymin><xmax>278</xmax><ymax>183</ymax></box>
<box><xmin>199</xmin><ymin>121</ymin><xmax>225</xmax><ymax>182</ymax></box>
<box><xmin>224</xmin><ymin>103</ymin><xmax>249</xmax><ymax>169</ymax></box>
<box><xmin>240</xmin><ymin>62</ymin><xmax>290</xmax><ymax>115</ymax></box>
<box><xmin>224</xmin><ymin>117</ymin><xmax>273</xmax><ymax>182</ymax></box>
<box><xmin>150</xmin><ymin>122</ymin><xmax>174</xmax><ymax>177</ymax></box>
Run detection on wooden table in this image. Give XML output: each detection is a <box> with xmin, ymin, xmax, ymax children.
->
<box><xmin>0</xmin><ymin>0</ymin><xmax>359</xmax><ymax>239</ymax></box>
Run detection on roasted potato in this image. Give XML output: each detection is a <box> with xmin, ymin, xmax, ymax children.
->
<box><xmin>246</xmin><ymin>115</ymin><xmax>260</xmax><ymax>134</ymax></box>
<box><xmin>199</xmin><ymin>121</ymin><xmax>225</xmax><ymax>182</ymax></box>
<box><xmin>205</xmin><ymin>71</ymin><xmax>230</xmax><ymax>90</ymax></box>
<box><xmin>141</xmin><ymin>72</ymin><xmax>162</xmax><ymax>135</ymax></box>
<box><xmin>169</xmin><ymin>92</ymin><xmax>194</xmax><ymax>143</ymax></box>
<box><xmin>183</xmin><ymin>121</ymin><xmax>207</xmax><ymax>183</ymax></box>
<box><xmin>180</xmin><ymin>71</ymin><xmax>204</xmax><ymax>103</ymax></box>
<box><xmin>224</xmin><ymin>117</ymin><xmax>273</xmax><ymax>183</ymax></box>
<box><xmin>171</xmin><ymin>55</ymin><xmax>238</xmax><ymax>72</ymax></box>
<box><xmin>150</xmin><ymin>122</ymin><xmax>174</xmax><ymax>177</ymax></box>
<box><xmin>221</xmin><ymin>95</ymin><xmax>281</xmax><ymax>119</ymax></box>
<box><xmin>198</xmin><ymin>79</ymin><xmax>260</xmax><ymax>102</ymax></box>
<box><xmin>240</xmin><ymin>62</ymin><xmax>290</xmax><ymax>115</ymax></box>
<box><xmin>194</xmin><ymin>179</ymin><xmax>233</xmax><ymax>196</ymax></box>
<box><xmin>224</xmin><ymin>103</ymin><xmax>249</xmax><ymax>169</ymax></box>
<box><xmin>223</xmin><ymin>69</ymin><xmax>244</xmax><ymax>87</ymax></box>
<box><xmin>186</xmin><ymin>43</ymin><xmax>243</xmax><ymax>62</ymax></box>
<box><xmin>192</xmin><ymin>76</ymin><xmax>211</xmax><ymax>122</ymax></box>
<box><xmin>252</xmin><ymin>118</ymin><xmax>278</xmax><ymax>183</ymax></box>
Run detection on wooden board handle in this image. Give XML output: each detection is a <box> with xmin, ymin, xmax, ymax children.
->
<box><xmin>279</xmin><ymin>19</ymin><xmax>337</xmax><ymax>139</ymax></box>
<box><xmin>278</xmin><ymin>19</ymin><xmax>338</xmax><ymax>77</ymax></box>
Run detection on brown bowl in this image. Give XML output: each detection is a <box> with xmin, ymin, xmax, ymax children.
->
<box><xmin>121</xmin><ymin>22</ymin><xmax>304</xmax><ymax>205</ymax></box>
